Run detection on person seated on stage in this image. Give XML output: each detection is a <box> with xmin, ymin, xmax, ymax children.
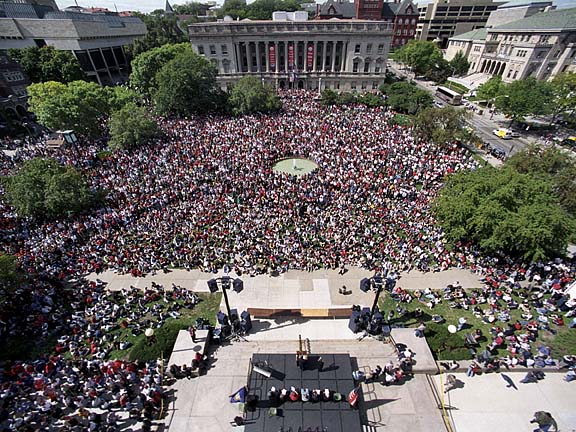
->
<box><xmin>352</xmin><ymin>369</ymin><xmax>365</xmax><ymax>382</ymax></box>
<box><xmin>301</xmin><ymin>388</ymin><xmax>310</xmax><ymax>402</ymax></box>
<box><xmin>279</xmin><ymin>388</ymin><xmax>288</xmax><ymax>402</ymax></box>
<box><xmin>289</xmin><ymin>386</ymin><xmax>300</xmax><ymax>402</ymax></box>
<box><xmin>310</xmin><ymin>389</ymin><xmax>321</xmax><ymax>402</ymax></box>
<box><xmin>367</xmin><ymin>365</ymin><xmax>382</xmax><ymax>382</ymax></box>
<box><xmin>268</xmin><ymin>386</ymin><xmax>278</xmax><ymax>403</ymax></box>
<box><xmin>322</xmin><ymin>389</ymin><xmax>331</xmax><ymax>402</ymax></box>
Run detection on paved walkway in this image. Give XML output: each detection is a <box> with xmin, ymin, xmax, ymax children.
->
<box><xmin>87</xmin><ymin>267</ymin><xmax>482</xmax><ymax>313</ymax></box>
<box><xmin>431</xmin><ymin>372</ymin><xmax>576</xmax><ymax>432</ymax></box>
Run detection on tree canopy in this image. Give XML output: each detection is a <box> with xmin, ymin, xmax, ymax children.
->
<box><xmin>228</xmin><ymin>76</ymin><xmax>282</xmax><ymax>115</ymax></box>
<box><xmin>130</xmin><ymin>43</ymin><xmax>191</xmax><ymax>98</ymax></box>
<box><xmin>27</xmin><ymin>81</ymin><xmax>111</xmax><ymax>137</ymax></box>
<box><xmin>495</xmin><ymin>77</ymin><xmax>552</xmax><ymax>123</ymax></box>
<box><xmin>435</xmin><ymin>146</ymin><xmax>576</xmax><ymax>262</ymax></box>
<box><xmin>450</xmin><ymin>51</ymin><xmax>470</xmax><ymax>77</ymax></box>
<box><xmin>549</xmin><ymin>72</ymin><xmax>576</xmax><ymax>123</ymax></box>
<box><xmin>8</xmin><ymin>46</ymin><xmax>85</xmax><ymax>84</ymax></box>
<box><xmin>413</xmin><ymin>106</ymin><xmax>471</xmax><ymax>145</ymax></box>
<box><xmin>153</xmin><ymin>49</ymin><xmax>223</xmax><ymax>116</ymax></box>
<box><xmin>476</xmin><ymin>76</ymin><xmax>505</xmax><ymax>101</ymax></box>
<box><xmin>3</xmin><ymin>158</ymin><xmax>95</xmax><ymax>220</ymax></box>
<box><xmin>380</xmin><ymin>81</ymin><xmax>432</xmax><ymax>114</ymax></box>
<box><xmin>126</xmin><ymin>11</ymin><xmax>187</xmax><ymax>59</ymax></box>
<box><xmin>218</xmin><ymin>0</ymin><xmax>302</xmax><ymax>19</ymax></box>
<box><xmin>392</xmin><ymin>41</ymin><xmax>444</xmax><ymax>76</ymax></box>
<box><xmin>108</xmin><ymin>102</ymin><xmax>160</xmax><ymax>151</ymax></box>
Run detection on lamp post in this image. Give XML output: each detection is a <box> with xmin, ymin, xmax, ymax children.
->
<box><xmin>490</xmin><ymin>94</ymin><xmax>509</xmax><ymax>120</ymax></box>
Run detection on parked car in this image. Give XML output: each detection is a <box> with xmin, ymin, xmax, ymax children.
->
<box><xmin>488</xmin><ymin>144</ymin><xmax>506</xmax><ymax>159</ymax></box>
<box><xmin>434</xmin><ymin>101</ymin><xmax>445</xmax><ymax>108</ymax></box>
<box><xmin>492</xmin><ymin>128</ymin><xmax>519</xmax><ymax>139</ymax></box>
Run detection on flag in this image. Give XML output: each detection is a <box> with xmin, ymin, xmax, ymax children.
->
<box><xmin>229</xmin><ymin>386</ymin><xmax>247</xmax><ymax>403</ymax></box>
<box><xmin>348</xmin><ymin>386</ymin><xmax>359</xmax><ymax>407</ymax></box>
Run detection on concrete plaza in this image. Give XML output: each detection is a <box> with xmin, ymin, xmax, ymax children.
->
<box><xmin>86</xmin><ymin>267</ymin><xmax>576</xmax><ymax>432</ymax></box>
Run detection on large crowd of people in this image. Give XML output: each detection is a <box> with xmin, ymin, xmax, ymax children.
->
<box><xmin>0</xmin><ymin>90</ymin><xmax>574</xmax><ymax>430</ymax></box>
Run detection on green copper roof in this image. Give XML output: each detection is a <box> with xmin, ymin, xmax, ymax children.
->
<box><xmin>493</xmin><ymin>6</ymin><xmax>576</xmax><ymax>30</ymax></box>
<box><xmin>452</xmin><ymin>28</ymin><xmax>488</xmax><ymax>41</ymax></box>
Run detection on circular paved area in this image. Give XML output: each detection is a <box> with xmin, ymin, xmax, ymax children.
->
<box><xmin>273</xmin><ymin>157</ymin><xmax>319</xmax><ymax>176</ymax></box>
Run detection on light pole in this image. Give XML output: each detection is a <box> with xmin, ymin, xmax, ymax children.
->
<box><xmin>490</xmin><ymin>94</ymin><xmax>509</xmax><ymax>120</ymax></box>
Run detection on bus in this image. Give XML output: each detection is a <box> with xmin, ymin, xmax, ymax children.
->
<box><xmin>435</xmin><ymin>86</ymin><xmax>462</xmax><ymax>105</ymax></box>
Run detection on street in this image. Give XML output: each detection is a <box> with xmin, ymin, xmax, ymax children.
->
<box><xmin>387</xmin><ymin>61</ymin><xmax>531</xmax><ymax>158</ymax></box>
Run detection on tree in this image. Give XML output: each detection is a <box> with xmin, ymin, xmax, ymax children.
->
<box><xmin>450</xmin><ymin>51</ymin><xmax>470</xmax><ymax>77</ymax></box>
<box><xmin>153</xmin><ymin>50</ymin><xmax>223</xmax><ymax>116</ymax></box>
<box><xmin>218</xmin><ymin>0</ymin><xmax>301</xmax><ymax>19</ymax></box>
<box><xmin>507</xmin><ymin>145</ymin><xmax>576</xmax><ymax>216</ymax></box>
<box><xmin>130</xmin><ymin>43</ymin><xmax>191</xmax><ymax>99</ymax></box>
<box><xmin>424</xmin><ymin>58</ymin><xmax>451</xmax><ymax>83</ymax></box>
<box><xmin>549</xmin><ymin>72</ymin><xmax>576</xmax><ymax>123</ymax></box>
<box><xmin>495</xmin><ymin>77</ymin><xmax>552</xmax><ymax>124</ymax></box>
<box><xmin>108</xmin><ymin>86</ymin><xmax>144</xmax><ymax>113</ymax></box>
<box><xmin>380</xmin><ymin>81</ymin><xmax>432</xmax><ymax>114</ymax></box>
<box><xmin>108</xmin><ymin>102</ymin><xmax>160</xmax><ymax>151</ymax></box>
<box><xmin>173</xmin><ymin>1</ymin><xmax>211</xmax><ymax>15</ymax></box>
<box><xmin>8</xmin><ymin>46</ymin><xmax>85</xmax><ymax>83</ymax></box>
<box><xmin>476</xmin><ymin>76</ymin><xmax>505</xmax><ymax>103</ymax></box>
<box><xmin>434</xmin><ymin>165</ymin><xmax>575</xmax><ymax>262</ymax></box>
<box><xmin>27</xmin><ymin>81</ymin><xmax>110</xmax><ymax>137</ymax></box>
<box><xmin>126</xmin><ymin>11</ymin><xmax>187</xmax><ymax>59</ymax></box>
<box><xmin>3</xmin><ymin>158</ymin><xmax>95</xmax><ymax>219</ymax></box>
<box><xmin>392</xmin><ymin>40</ymin><xmax>443</xmax><ymax>76</ymax></box>
<box><xmin>228</xmin><ymin>76</ymin><xmax>282</xmax><ymax>115</ymax></box>
<box><xmin>413</xmin><ymin>106</ymin><xmax>471</xmax><ymax>145</ymax></box>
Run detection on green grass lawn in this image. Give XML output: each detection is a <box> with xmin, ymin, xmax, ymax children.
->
<box><xmin>379</xmin><ymin>289</ymin><xmax>575</xmax><ymax>360</ymax></box>
<box><xmin>0</xmin><ymin>292</ymin><xmax>222</xmax><ymax>362</ymax></box>
<box><xmin>444</xmin><ymin>80</ymin><xmax>469</xmax><ymax>95</ymax></box>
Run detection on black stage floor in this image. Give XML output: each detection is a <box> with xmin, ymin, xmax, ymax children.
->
<box><xmin>244</xmin><ymin>353</ymin><xmax>363</xmax><ymax>432</ymax></box>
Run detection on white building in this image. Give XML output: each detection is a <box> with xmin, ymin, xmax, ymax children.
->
<box><xmin>416</xmin><ymin>0</ymin><xmax>504</xmax><ymax>48</ymax></box>
<box><xmin>0</xmin><ymin>1</ymin><xmax>147</xmax><ymax>85</ymax></box>
<box><xmin>188</xmin><ymin>14</ymin><xmax>393</xmax><ymax>92</ymax></box>
<box><xmin>445</xmin><ymin>6</ymin><xmax>576</xmax><ymax>82</ymax></box>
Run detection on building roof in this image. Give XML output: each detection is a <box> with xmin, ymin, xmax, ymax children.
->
<box><xmin>493</xmin><ymin>6</ymin><xmax>576</xmax><ymax>30</ymax></box>
<box><xmin>317</xmin><ymin>0</ymin><xmax>356</xmax><ymax>18</ymax></box>
<box><xmin>497</xmin><ymin>0</ymin><xmax>552</xmax><ymax>9</ymax></box>
<box><xmin>451</xmin><ymin>27</ymin><xmax>488</xmax><ymax>40</ymax></box>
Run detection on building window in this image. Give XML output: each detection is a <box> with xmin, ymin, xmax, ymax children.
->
<box><xmin>354</xmin><ymin>44</ymin><xmax>361</xmax><ymax>54</ymax></box>
<box><xmin>398</xmin><ymin>18</ymin><xmax>403</xmax><ymax>25</ymax></box>
<box><xmin>361</xmin><ymin>81</ymin><xmax>367</xmax><ymax>90</ymax></box>
<box><xmin>351</xmin><ymin>81</ymin><xmax>357</xmax><ymax>89</ymax></box>
<box><xmin>335</xmin><ymin>81</ymin><xmax>340</xmax><ymax>89</ymax></box>
<box><xmin>372</xmin><ymin>81</ymin><xmax>378</xmax><ymax>89</ymax></box>
<box><xmin>353</xmin><ymin>61</ymin><xmax>359</xmax><ymax>73</ymax></box>
<box><xmin>377</xmin><ymin>44</ymin><xmax>384</xmax><ymax>54</ymax></box>
<box><xmin>366</xmin><ymin>43</ymin><xmax>372</xmax><ymax>54</ymax></box>
<box><xmin>222</xmin><ymin>60</ymin><xmax>230</xmax><ymax>73</ymax></box>
<box><xmin>209</xmin><ymin>45</ymin><xmax>216</xmax><ymax>55</ymax></box>
<box><xmin>513</xmin><ymin>70</ymin><xmax>518</xmax><ymax>79</ymax></box>
<box><xmin>375</xmin><ymin>61</ymin><xmax>382</xmax><ymax>73</ymax></box>
<box><xmin>411</xmin><ymin>18</ymin><xmax>416</xmax><ymax>25</ymax></box>
<box><xmin>198</xmin><ymin>45</ymin><xmax>205</xmax><ymax>55</ymax></box>
<box><xmin>364</xmin><ymin>61</ymin><xmax>370</xmax><ymax>73</ymax></box>
<box><xmin>221</xmin><ymin>44</ymin><xmax>228</xmax><ymax>55</ymax></box>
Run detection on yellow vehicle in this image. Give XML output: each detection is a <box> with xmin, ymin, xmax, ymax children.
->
<box><xmin>492</xmin><ymin>128</ymin><xmax>519</xmax><ymax>139</ymax></box>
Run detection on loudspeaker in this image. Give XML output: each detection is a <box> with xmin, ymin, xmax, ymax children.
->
<box><xmin>229</xmin><ymin>308</ymin><xmax>239</xmax><ymax>322</ymax></box>
<box><xmin>240</xmin><ymin>311</ymin><xmax>252</xmax><ymax>332</ymax></box>
<box><xmin>372</xmin><ymin>275</ymin><xmax>383</xmax><ymax>287</ymax></box>
<box><xmin>217</xmin><ymin>311</ymin><xmax>229</xmax><ymax>326</ymax></box>
<box><xmin>360</xmin><ymin>278</ymin><xmax>371</xmax><ymax>293</ymax></box>
<box><xmin>233</xmin><ymin>279</ymin><xmax>244</xmax><ymax>293</ymax></box>
<box><xmin>348</xmin><ymin>311</ymin><xmax>361</xmax><ymax>333</ymax></box>
<box><xmin>208</xmin><ymin>279</ymin><xmax>218</xmax><ymax>293</ymax></box>
<box><xmin>221</xmin><ymin>276</ymin><xmax>231</xmax><ymax>289</ymax></box>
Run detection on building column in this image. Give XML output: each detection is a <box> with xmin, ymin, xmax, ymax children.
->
<box><xmin>265</xmin><ymin>42</ymin><xmax>270</xmax><ymax>72</ymax></box>
<box><xmin>256</xmin><ymin>42</ymin><xmax>262</xmax><ymax>72</ymax></box>
<box><xmin>322</xmin><ymin>41</ymin><xmax>327</xmax><ymax>71</ymax></box>
<box><xmin>313</xmin><ymin>41</ymin><xmax>318</xmax><ymax>72</ymax></box>
<box><xmin>247</xmin><ymin>42</ymin><xmax>253</xmax><ymax>72</ymax></box>
<box><xmin>233</xmin><ymin>43</ymin><xmax>240</xmax><ymax>73</ymax></box>
<box><xmin>86</xmin><ymin>50</ymin><xmax>103</xmax><ymax>86</ymax></box>
<box><xmin>99</xmin><ymin>48</ymin><xmax>114</xmax><ymax>82</ymax></box>
<box><xmin>331</xmin><ymin>42</ymin><xmax>337</xmax><ymax>72</ymax></box>
<box><xmin>284</xmin><ymin>41</ymin><xmax>289</xmax><ymax>73</ymax></box>
<box><xmin>342</xmin><ymin>41</ymin><xmax>349</xmax><ymax>72</ymax></box>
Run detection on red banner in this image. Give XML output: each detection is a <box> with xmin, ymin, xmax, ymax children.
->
<box><xmin>288</xmin><ymin>43</ymin><xmax>294</xmax><ymax>70</ymax></box>
<box><xmin>269</xmin><ymin>44</ymin><xmax>276</xmax><ymax>71</ymax></box>
<box><xmin>306</xmin><ymin>43</ymin><xmax>314</xmax><ymax>71</ymax></box>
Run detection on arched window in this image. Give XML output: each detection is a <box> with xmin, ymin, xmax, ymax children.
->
<box><xmin>397</xmin><ymin>18</ymin><xmax>403</xmax><ymax>25</ymax></box>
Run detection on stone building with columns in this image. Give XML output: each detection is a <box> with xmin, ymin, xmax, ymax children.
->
<box><xmin>188</xmin><ymin>14</ymin><xmax>393</xmax><ymax>92</ymax></box>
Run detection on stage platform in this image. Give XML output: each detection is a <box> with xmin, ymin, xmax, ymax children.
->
<box><xmin>244</xmin><ymin>353</ymin><xmax>362</xmax><ymax>432</ymax></box>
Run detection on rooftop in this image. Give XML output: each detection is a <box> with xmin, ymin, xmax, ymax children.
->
<box><xmin>493</xmin><ymin>6</ymin><xmax>576</xmax><ymax>30</ymax></box>
<box><xmin>451</xmin><ymin>27</ymin><xmax>488</xmax><ymax>40</ymax></box>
